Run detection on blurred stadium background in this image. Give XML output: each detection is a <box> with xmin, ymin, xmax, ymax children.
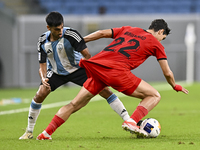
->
<box><xmin>0</xmin><ymin>0</ymin><xmax>200</xmax><ymax>88</ymax></box>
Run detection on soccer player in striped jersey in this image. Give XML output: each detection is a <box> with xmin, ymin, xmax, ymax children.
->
<box><xmin>36</xmin><ymin>19</ymin><xmax>189</xmax><ymax>140</ymax></box>
<box><xmin>19</xmin><ymin>11</ymin><xmax>130</xmax><ymax>139</ymax></box>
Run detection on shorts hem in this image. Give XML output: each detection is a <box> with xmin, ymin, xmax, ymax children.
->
<box><xmin>122</xmin><ymin>78</ymin><xmax>142</xmax><ymax>95</ymax></box>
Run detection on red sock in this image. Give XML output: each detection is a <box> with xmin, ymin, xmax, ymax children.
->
<box><xmin>130</xmin><ymin>106</ymin><xmax>148</xmax><ymax>123</ymax></box>
<box><xmin>45</xmin><ymin>115</ymin><xmax>65</xmax><ymax>135</ymax></box>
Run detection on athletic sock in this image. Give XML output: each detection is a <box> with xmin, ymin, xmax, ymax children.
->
<box><xmin>27</xmin><ymin>99</ymin><xmax>42</xmax><ymax>132</ymax></box>
<box><xmin>130</xmin><ymin>105</ymin><xmax>148</xmax><ymax>123</ymax></box>
<box><xmin>42</xmin><ymin>130</ymin><xmax>51</xmax><ymax>138</ymax></box>
<box><xmin>45</xmin><ymin>115</ymin><xmax>65</xmax><ymax>135</ymax></box>
<box><xmin>126</xmin><ymin>118</ymin><xmax>137</xmax><ymax>124</ymax></box>
<box><xmin>107</xmin><ymin>94</ymin><xmax>130</xmax><ymax>121</ymax></box>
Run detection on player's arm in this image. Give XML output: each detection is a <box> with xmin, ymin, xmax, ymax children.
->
<box><xmin>158</xmin><ymin>59</ymin><xmax>189</xmax><ymax>94</ymax></box>
<box><xmin>84</xmin><ymin>29</ymin><xmax>112</xmax><ymax>43</ymax></box>
<box><xmin>158</xmin><ymin>59</ymin><xmax>175</xmax><ymax>87</ymax></box>
<box><xmin>80</xmin><ymin>48</ymin><xmax>91</xmax><ymax>60</ymax></box>
<box><xmin>37</xmin><ymin>34</ymin><xmax>50</xmax><ymax>89</ymax></box>
<box><xmin>39</xmin><ymin>63</ymin><xmax>50</xmax><ymax>88</ymax></box>
<box><xmin>64</xmin><ymin>28</ymin><xmax>91</xmax><ymax>60</ymax></box>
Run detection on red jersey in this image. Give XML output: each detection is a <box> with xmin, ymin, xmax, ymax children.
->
<box><xmin>88</xmin><ymin>26</ymin><xmax>167</xmax><ymax>70</ymax></box>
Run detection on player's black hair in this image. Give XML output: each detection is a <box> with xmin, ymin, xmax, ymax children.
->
<box><xmin>148</xmin><ymin>19</ymin><xmax>171</xmax><ymax>35</ymax></box>
<box><xmin>46</xmin><ymin>11</ymin><xmax>64</xmax><ymax>27</ymax></box>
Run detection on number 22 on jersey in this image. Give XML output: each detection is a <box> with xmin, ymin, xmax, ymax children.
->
<box><xmin>103</xmin><ymin>37</ymin><xmax>140</xmax><ymax>59</ymax></box>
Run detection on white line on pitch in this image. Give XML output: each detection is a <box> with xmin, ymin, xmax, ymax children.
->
<box><xmin>0</xmin><ymin>82</ymin><xmax>191</xmax><ymax>115</ymax></box>
<box><xmin>0</xmin><ymin>95</ymin><xmax>109</xmax><ymax>116</ymax></box>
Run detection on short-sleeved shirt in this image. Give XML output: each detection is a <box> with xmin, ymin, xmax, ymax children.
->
<box><xmin>37</xmin><ymin>27</ymin><xmax>87</xmax><ymax>75</ymax></box>
<box><xmin>88</xmin><ymin>26</ymin><xmax>167</xmax><ymax>70</ymax></box>
<box><xmin>80</xmin><ymin>26</ymin><xmax>167</xmax><ymax>95</ymax></box>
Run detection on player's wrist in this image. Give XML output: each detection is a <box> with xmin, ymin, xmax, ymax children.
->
<box><xmin>173</xmin><ymin>84</ymin><xmax>182</xmax><ymax>92</ymax></box>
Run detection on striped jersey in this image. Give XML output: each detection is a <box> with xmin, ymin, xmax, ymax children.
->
<box><xmin>37</xmin><ymin>27</ymin><xmax>87</xmax><ymax>75</ymax></box>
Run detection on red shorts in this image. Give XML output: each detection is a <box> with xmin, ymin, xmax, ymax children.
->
<box><xmin>80</xmin><ymin>59</ymin><xmax>141</xmax><ymax>96</ymax></box>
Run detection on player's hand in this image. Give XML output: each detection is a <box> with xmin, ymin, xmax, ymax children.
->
<box><xmin>173</xmin><ymin>84</ymin><xmax>189</xmax><ymax>94</ymax></box>
<box><xmin>42</xmin><ymin>78</ymin><xmax>50</xmax><ymax>89</ymax></box>
<box><xmin>182</xmin><ymin>87</ymin><xmax>189</xmax><ymax>94</ymax></box>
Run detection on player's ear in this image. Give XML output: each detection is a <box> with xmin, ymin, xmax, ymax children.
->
<box><xmin>47</xmin><ymin>25</ymin><xmax>51</xmax><ymax>31</ymax></box>
<box><xmin>158</xmin><ymin>29</ymin><xmax>164</xmax><ymax>35</ymax></box>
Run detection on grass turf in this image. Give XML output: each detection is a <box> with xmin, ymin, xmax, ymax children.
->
<box><xmin>0</xmin><ymin>83</ymin><xmax>199</xmax><ymax>150</ymax></box>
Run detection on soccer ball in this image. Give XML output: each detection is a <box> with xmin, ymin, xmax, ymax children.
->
<box><xmin>140</xmin><ymin>118</ymin><xmax>161</xmax><ymax>138</ymax></box>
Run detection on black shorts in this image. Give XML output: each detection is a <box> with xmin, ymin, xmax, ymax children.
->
<box><xmin>40</xmin><ymin>68</ymin><xmax>87</xmax><ymax>91</ymax></box>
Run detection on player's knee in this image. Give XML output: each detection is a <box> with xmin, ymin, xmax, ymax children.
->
<box><xmin>99</xmin><ymin>87</ymin><xmax>112</xmax><ymax>99</ymax></box>
<box><xmin>154</xmin><ymin>91</ymin><xmax>161</xmax><ymax>103</ymax></box>
<box><xmin>33</xmin><ymin>93</ymin><xmax>44</xmax><ymax>103</ymax></box>
<box><xmin>34</xmin><ymin>87</ymin><xmax>51</xmax><ymax>103</ymax></box>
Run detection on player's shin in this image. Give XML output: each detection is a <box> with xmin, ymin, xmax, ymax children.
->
<box><xmin>27</xmin><ymin>99</ymin><xmax>42</xmax><ymax>132</ymax></box>
<box><xmin>45</xmin><ymin>115</ymin><xmax>65</xmax><ymax>136</ymax></box>
<box><xmin>130</xmin><ymin>105</ymin><xmax>148</xmax><ymax>123</ymax></box>
<box><xmin>107</xmin><ymin>94</ymin><xmax>130</xmax><ymax>121</ymax></box>
<box><xmin>37</xmin><ymin>115</ymin><xmax>65</xmax><ymax>140</ymax></box>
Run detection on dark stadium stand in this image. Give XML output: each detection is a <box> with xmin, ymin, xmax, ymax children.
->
<box><xmin>37</xmin><ymin>0</ymin><xmax>200</xmax><ymax>15</ymax></box>
<box><xmin>0</xmin><ymin>0</ymin><xmax>45</xmax><ymax>15</ymax></box>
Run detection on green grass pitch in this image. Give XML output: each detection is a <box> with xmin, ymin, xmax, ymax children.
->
<box><xmin>0</xmin><ymin>82</ymin><xmax>200</xmax><ymax>150</ymax></box>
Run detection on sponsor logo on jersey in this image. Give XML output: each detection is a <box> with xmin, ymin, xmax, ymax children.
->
<box><xmin>47</xmin><ymin>49</ymin><xmax>53</xmax><ymax>54</ymax></box>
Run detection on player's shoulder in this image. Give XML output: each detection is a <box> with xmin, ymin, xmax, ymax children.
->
<box><xmin>64</xmin><ymin>27</ymin><xmax>79</xmax><ymax>34</ymax></box>
<box><xmin>122</xmin><ymin>26</ymin><xmax>141</xmax><ymax>29</ymax></box>
<box><xmin>64</xmin><ymin>27</ymin><xmax>82</xmax><ymax>42</ymax></box>
<box><xmin>38</xmin><ymin>31</ymin><xmax>50</xmax><ymax>43</ymax></box>
<box><xmin>119</xmin><ymin>26</ymin><xmax>132</xmax><ymax>30</ymax></box>
<box><xmin>121</xmin><ymin>26</ymin><xmax>143</xmax><ymax>32</ymax></box>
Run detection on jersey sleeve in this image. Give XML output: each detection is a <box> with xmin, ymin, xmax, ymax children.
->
<box><xmin>155</xmin><ymin>44</ymin><xmax>167</xmax><ymax>61</ymax></box>
<box><xmin>112</xmin><ymin>27</ymin><xmax>123</xmax><ymax>38</ymax></box>
<box><xmin>64</xmin><ymin>28</ymin><xmax>87</xmax><ymax>52</ymax></box>
<box><xmin>112</xmin><ymin>26</ymin><xmax>131</xmax><ymax>38</ymax></box>
<box><xmin>37</xmin><ymin>34</ymin><xmax>47</xmax><ymax>63</ymax></box>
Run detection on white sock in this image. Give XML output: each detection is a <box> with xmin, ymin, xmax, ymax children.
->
<box><xmin>27</xmin><ymin>99</ymin><xmax>42</xmax><ymax>132</ymax></box>
<box><xmin>108</xmin><ymin>97</ymin><xmax>130</xmax><ymax>121</ymax></box>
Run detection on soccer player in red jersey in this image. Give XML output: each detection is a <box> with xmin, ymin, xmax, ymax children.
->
<box><xmin>37</xmin><ymin>19</ymin><xmax>189</xmax><ymax>140</ymax></box>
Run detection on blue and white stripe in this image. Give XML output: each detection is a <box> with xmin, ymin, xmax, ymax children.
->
<box><xmin>42</xmin><ymin>27</ymin><xmax>83</xmax><ymax>75</ymax></box>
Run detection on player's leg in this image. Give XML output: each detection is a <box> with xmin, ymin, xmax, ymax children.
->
<box><xmin>28</xmin><ymin>85</ymin><xmax>51</xmax><ymax>129</ymax></box>
<box><xmin>36</xmin><ymin>76</ymin><xmax>107</xmax><ymax>140</ymax></box>
<box><xmin>98</xmin><ymin>87</ymin><xmax>130</xmax><ymax>121</ymax></box>
<box><xmin>70</xmin><ymin>68</ymin><xmax>130</xmax><ymax>121</ymax></box>
<box><xmin>19</xmin><ymin>71</ymin><xmax>67</xmax><ymax>139</ymax></box>
<box><xmin>37</xmin><ymin>87</ymin><xmax>94</xmax><ymax>140</ymax></box>
<box><xmin>122</xmin><ymin>80</ymin><xmax>161</xmax><ymax>137</ymax></box>
<box><xmin>19</xmin><ymin>85</ymin><xmax>51</xmax><ymax>140</ymax></box>
<box><xmin>130</xmin><ymin>80</ymin><xmax>161</xmax><ymax>112</ymax></box>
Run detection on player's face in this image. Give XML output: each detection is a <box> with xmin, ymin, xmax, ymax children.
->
<box><xmin>48</xmin><ymin>23</ymin><xmax>64</xmax><ymax>41</ymax></box>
